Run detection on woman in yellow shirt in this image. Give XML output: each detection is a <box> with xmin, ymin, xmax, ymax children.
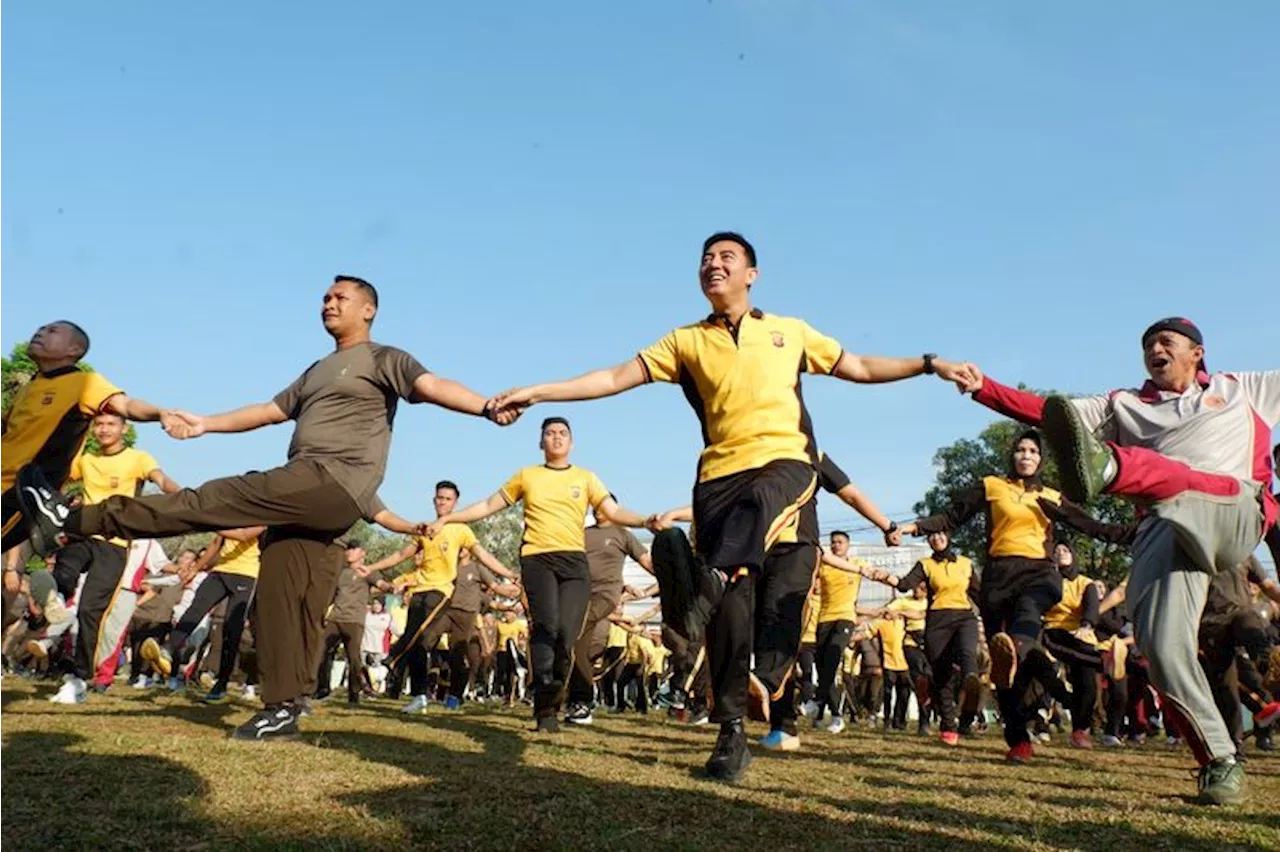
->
<box><xmin>430</xmin><ymin>417</ymin><xmax>651</xmax><ymax>731</ymax></box>
<box><xmin>900</xmin><ymin>430</ymin><xmax>1132</xmax><ymax>762</ymax></box>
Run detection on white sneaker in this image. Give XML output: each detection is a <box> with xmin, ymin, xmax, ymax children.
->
<box><xmin>131</xmin><ymin>676</ymin><xmax>150</xmax><ymax>689</ymax></box>
<box><xmin>242</xmin><ymin>685</ymin><xmax>258</xmax><ymax>700</ymax></box>
<box><xmin>826</xmin><ymin>716</ymin><xmax>846</xmax><ymax>735</ymax></box>
<box><xmin>25</xmin><ymin>639</ymin><xmax>51</xmax><ymax>660</ymax></box>
<box><xmin>50</xmin><ymin>674</ymin><xmax>87</xmax><ymax>705</ymax></box>
<box><xmin>799</xmin><ymin>700</ymin><xmax>821</xmax><ymax>720</ymax></box>
<box><xmin>402</xmin><ymin>694</ymin><xmax>429</xmax><ymax>714</ymax></box>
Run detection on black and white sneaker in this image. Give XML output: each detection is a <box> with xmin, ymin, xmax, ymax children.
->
<box><xmin>564</xmin><ymin>703</ymin><xmax>594</xmax><ymax>726</ymax></box>
<box><xmin>230</xmin><ymin>704</ymin><xmax>299</xmax><ymax>741</ymax></box>
<box><xmin>16</xmin><ymin>466</ymin><xmax>74</xmax><ymax>557</ymax></box>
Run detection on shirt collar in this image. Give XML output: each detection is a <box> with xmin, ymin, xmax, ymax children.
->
<box><xmin>1137</xmin><ymin>369</ymin><xmax>1212</xmax><ymax>403</ymax></box>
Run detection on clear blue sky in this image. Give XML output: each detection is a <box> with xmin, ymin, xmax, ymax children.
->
<box><xmin>3</xmin><ymin>3</ymin><xmax>1277</xmax><ymax>555</ymax></box>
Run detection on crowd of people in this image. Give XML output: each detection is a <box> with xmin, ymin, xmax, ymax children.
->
<box><xmin>2</xmin><ymin>232</ymin><xmax>1278</xmax><ymax>810</ymax></box>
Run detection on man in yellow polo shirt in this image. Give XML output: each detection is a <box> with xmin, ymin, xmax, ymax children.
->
<box><xmin>3</xmin><ymin>320</ymin><xmax>171</xmax><ymax>560</ymax></box>
<box><xmin>428</xmin><ymin>417</ymin><xmax>651</xmax><ymax>731</ymax></box>
<box><xmin>363</xmin><ymin>479</ymin><xmax>519</xmax><ymax>714</ymax></box>
<box><xmin>489</xmin><ymin>232</ymin><xmax>975</xmax><ymax>780</ymax></box>
<box><xmin>48</xmin><ymin>411</ymin><xmax>182</xmax><ymax>704</ymax></box>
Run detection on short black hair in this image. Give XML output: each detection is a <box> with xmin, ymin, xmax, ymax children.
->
<box><xmin>541</xmin><ymin>416</ymin><xmax>571</xmax><ymax>433</ymax></box>
<box><xmin>830</xmin><ymin>530</ymin><xmax>850</xmax><ymax>541</ymax></box>
<box><xmin>702</xmin><ymin>232</ymin><xmax>757</xmax><ymax>267</ymax></box>
<box><xmin>435</xmin><ymin>480</ymin><xmax>460</xmax><ymax>497</ymax></box>
<box><xmin>57</xmin><ymin>320</ymin><xmax>91</xmax><ymax>358</ymax></box>
<box><xmin>334</xmin><ymin>274</ymin><xmax>379</xmax><ymax>309</ymax></box>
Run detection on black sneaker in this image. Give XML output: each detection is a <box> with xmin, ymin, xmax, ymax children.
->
<box><xmin>230</xmin><ymin>705</ymin><xmax>299</xmax><ymax>741</ymax></box>
<box><xmin>536</xmin><ymin>714</ymin><xmax>561</xmax><ymax>734</ymax></box>
<box><xmin>706</xmin><ymin>719</ymin><xmax>751</xmax><ymax>783</ymax></box>
<box><xmin>1256</xmin><ymin>727</ymin><xmax>1274</xmax><ymax>751</ymax></box>
<box><xmin>16</xmin><ymin>466</ymin><xmax>74</xmax><ymax>557</ymax></box>
<box><xmin>564</xmin><ymin>703</ymin><xmax>594</xmax><ymax>726</ymax></box>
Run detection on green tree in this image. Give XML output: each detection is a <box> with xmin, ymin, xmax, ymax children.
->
<box><xmin>914</xmin><ymin>389</ymin><xmax>1135</xmax><ymax>586</ymax></box>
<box><xmin>471</xmin><ymin>505</ymin><xmax>524</xmax><ymax>571</ymax></box>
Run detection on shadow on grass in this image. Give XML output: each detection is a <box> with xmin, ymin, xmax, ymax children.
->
<box><xmin>319</xmin><ymin>716</ymin><xmax>1009</xmax><ymax>850</ymax></box>
<box><xmin>2</xmin><ymin>731</ymin><xmax>211</xmax><ymax>851</ymax></box>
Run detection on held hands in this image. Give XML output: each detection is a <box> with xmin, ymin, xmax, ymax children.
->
<box><xmin>485</xmin><ymin>386</ymin><xmax>539</xmax><ymax>426</ymax></box>
<box><xmin>161</xmin><ymin>410</ymin><xmax>206</xmax><ymax>440</ymax></box>
<box><xmin>934</xmin><ymin>360</ymin><xmax>984</xmax><ymax>395</ymax></box>
<box><xmin>493</xmin><ymin>581</ymin><xmax>522</xmax><ymax>598</ymax></box>
<box><xmin>883</xmin><ymin>527</ymin><xmax>903</xmax><ymax>547</ymax></box>
<box><xmin>422</xmin><ymin>520</ymin><xmax>446</xmax><ymax>540</ymax></box>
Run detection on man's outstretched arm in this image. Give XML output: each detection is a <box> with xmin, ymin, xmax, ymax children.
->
<box><xmin>162</xmin><ymin>402</ymin><xmax>289</xmax><ymax>439</ymax></box>
<box><xmin>102</xmin><ymin>394</ymin><xmax>166</xmax><ymax>423</ymax></box>
<box><xmin>493</xmin><ymin>359</ymin><xmax>647</xmax><ymax>412</ymax></box>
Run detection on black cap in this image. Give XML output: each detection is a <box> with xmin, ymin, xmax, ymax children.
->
<box><xmin>1142</xmin><ymin>317</ymin><xmax>1203</xmax><ymax>348</ymax></box>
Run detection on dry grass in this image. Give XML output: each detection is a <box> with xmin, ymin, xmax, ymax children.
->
<box><xmin>2</xmin><ymin>678</ymin><xmax>1277</xmax><ymax>851</ymax></box>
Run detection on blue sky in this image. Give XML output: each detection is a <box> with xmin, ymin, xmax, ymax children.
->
<box><xmin>3</xmin><ymin>3</ymin><xmax>1276</xmax><ymax>560</ymax></box>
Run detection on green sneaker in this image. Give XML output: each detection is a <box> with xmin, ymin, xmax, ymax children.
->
<box><xmin>1196</xmin><ymin>758</ymin><xmax>1246</xmax><ymax>806</ymax></box>
<box><xmin>1041</xmin><ymin>396</ymin><xmax>1115</xmax><ymax>502</ymax></box>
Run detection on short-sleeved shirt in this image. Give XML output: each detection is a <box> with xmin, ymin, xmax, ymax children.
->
<box><xmin>135</xmin><ymin>580</ymin><xmax>184</xmax><ymax>624</ymax></box>
<box><xmin>496</xmin><ymin>618</ymin><xmax>527</xmax><ymax>647</ymax></box>
<box><xmin>886</xmin><ymin>596</ymin><xmax>927</xmax><ymax>636</ymax></box>
<box><xmin>818</xmin><ymin>560</ymin><xmax>865</xmax><ymax>624</ymax></box>
<box><xmin>636</xmin><ymin>310</ymin><xmax>844</xmax><ymax>483</ymax></box>
<box><xmin>407</xmin><ymin>524</ymin><xmax>478</xmax><ymax>596</ymax></box>
<box><xmin>71</xmin><ymin>447</ymin><xmax>159</xmax><ymax>546</ymax></box>
<box><xmin>272</xmin><ymin>342</ymin><xmax>427</xmax><ymax>516</ymax></box>
<box><xmin>585</xmin><ymin>526</ymin><xmax>648</xmax><ymax>593</ymax></box>
<box><xmin>450</xmin><ymin>559</ymin><xmax>488</xmax><ymax>614</ymax></box>
<box><xmin>330</xmin><ymin>564</ymin><xmax>375</xmax><ymax>623</ymax></box>
<box><xmin>215</xmin><ymin>537</ymin><xmax>261</xmax><ymax>579</ymax></box>
<box><xmin>122</xmin><ymin>539</ymin><xmax>172</xmax><ymax>593</ymax></box>
<box><xmin>500</xmin><ymin>465</ymin><xmax>609</xmax><ymax>556</ymax></box>
<box><xmin>2</xmin><ymin>368</ymin><xmax>122</xmax><ymax>491</ymax></box>
<box><xmin>871</xmin><ymin>617</ymin><xmax>908</xmax><ymax>671</ymax></box>
<box><xmin>72</xmin><ymin>448</ymin><xmax>158</xmax><ymax>503</ymax></box>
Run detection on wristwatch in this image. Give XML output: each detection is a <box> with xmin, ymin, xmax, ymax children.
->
<box><xmin>885</xmin><ymin>521</ymin><xmax>899</xmax><ymax>535</ymax></box>
<box><xmin>922</xmin><ymin>354</ymin><xmax>937</xmax><ymax>375</ymax></box>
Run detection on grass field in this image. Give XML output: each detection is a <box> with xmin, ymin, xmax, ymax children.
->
<box><xmin>2</xmin><ymin>679</ymin><xmax>1277</xmax><ymax>851</ymax></box>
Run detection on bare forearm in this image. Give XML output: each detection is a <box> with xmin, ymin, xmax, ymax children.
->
<box><xmin>525</xmin><ymin>360</ymin><xmax>645</xmax><ymax>404</ymax></box>
<box><xmin>835</xmin><ymin>354</ymin><xmax>932</xmax><ymax>384</ymax></box>
<box><xmin>603</xmin><ymin>506</ymin><xmax>649</xmax><ymax>529</ymax></box>
<box><xmin>416</xmin><ymin>374</ymin><xmax>488</xmax><ymax>416</ymax></box>
<box><xmin>203</xmin><ymin>402</ymin><xmax>286</xmax><ymax>434</ymax></box>
<box><xmin>837</xmin><ymin>484</ymin><xmax>893</xmax><ymax>532</ymax></box>
<box><xmin>120</xmin><ymin>397</ymin><xmax>163</xmax><ymax>422</ymax></box>
<box><xmin>373</xmin><ymin>509</ymin><xmax>419</xmax><ymax>536</ymax></box>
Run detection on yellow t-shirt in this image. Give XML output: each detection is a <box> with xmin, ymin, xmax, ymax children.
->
<box><xmin>626</xmin><ymin>633</ymin><xmax>656</xmax><ymax>665</ymax></box>
<box><xmin>842</xmin><ymin>646</ymin><xmax>861</xmax><ymax>677</ymax></box>
<box><xmin>607</xmin><ymin>622</ymin><xmax>629</xmax><ymax>649</ymax></box>
<box><xmin>984</xmin><ymin>476</ymin><xmax>1063</xmax><ymax>560</ymax></box>
<box><xmin>500</xmin><ymin>465</ymin><xmax>609</xmax><ymax>556</ymax></box>
<box><xmin>637</xmin><ymin>311</ymin><xmax>843</xmax><ymax>482</ymax></box>
<box><xmin>871</xmin><ymin>617</ymin><xmax>908</xmax><ymax>671</ymax></box>
<box><xmin>886</xmin><ymin>596</ymin><xmax>927</xmax><ymax>641</ymax></box>
<box><xmin>495</xmin><ymin>618</ymin><xmax>527</xmax><ymax>647</ymax></box>
<box><xmin>919</xmin><ymin>556</ymin><xmax>976</xmax><ymax>611</ymax></box>
<box><xmin>215</xmin><ymin>537</ymin><xmax>261</xmax><ymax>579</ymax></box>
<box><xmin>70</xmin><ymin>447</ymin><xmax>159</xmax><ymax>546</ymax></box>
<box><xmin>1</xmin><ymin>368</ymin><xmax>122</xmax><ymax>492</ymax></box>
<box><xmin>818</xmin><ymin>560</ymin><xmax>866</xmax><ymax>623</ymax></box>
<box><xmin>1044</xmin><ymin>574</ymin><xmax>1093</xmax><ymax>633</ymax></box>
<box><xmin>406</xmin><ymin>524</ymin><xmax>478</xmax><ymax>595</ymax></box>
<box><xmin>645</xmin><ymin>643</ymin><xmax>671</xmax><ymax>677</ymax></box>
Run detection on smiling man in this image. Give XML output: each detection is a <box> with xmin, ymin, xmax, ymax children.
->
<box><xmin>962</xmin><ymin>316</ymin><xmax>1280</xmax><ymax>805</ymax></box>
<box><xmin>18</xmin><ymin>276</ymin><xmax>517</xmax><ymax>740</ymax></box>
<box><xmin>490</xmin><ymin>232</ymin><xmax>976</xmax><ymax>782</ymax></box>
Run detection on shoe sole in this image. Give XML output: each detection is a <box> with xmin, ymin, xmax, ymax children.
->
<box><xmin>16</xmin><ymin>467</ymin><xmax>69</xmax><ymax>557</ymax></box>
<box><xmin>1254</xmin><ymin>705</ymin><xmax>1280</xmax><ymax>728</ymax></box>
<box><xmin>747</xmin><ymin>673</ymin><xmax>771</xmax><ymax>725</ymax></box>
<box><xmin>24</xmin><ymin>641</ymin><xmax>48</xmax><ymax>661</ymax></box>
<box><xmin>1197</xmin><ymin>788</ymin><xmax>1246</xmax><ymax>807</ymax></box>
<box><xmin>229</xmin><ymin>730</ymin><xmax>299</xmax><ymax>742</ymax></box>
<box><xmin>989</xmin><ymin>633</ymin><xmax>1018</xmax><ymax>691</ymax></box>
<box><xmin>1041</xmin><ymin>397</ymin><xmax>1094</xmax><ymax>503</ymax></box>
<box><xmin>140</xmin><ymin>639</ymin><xmax>172</xmax><ymax>678</ymax></box>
